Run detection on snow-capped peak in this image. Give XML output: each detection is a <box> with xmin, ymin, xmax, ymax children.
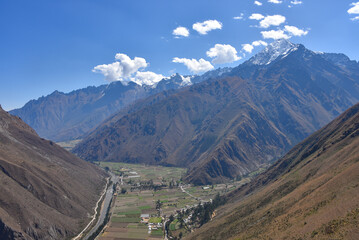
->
<box><xmin>180</xmin><ymin>75</ymin><xmax>192</xmax><ymax>86</ymax></box>
<box><xmin>248</xmin><ymin>39</ymin><xmax>299</xmax><ymax>65</ymax></box>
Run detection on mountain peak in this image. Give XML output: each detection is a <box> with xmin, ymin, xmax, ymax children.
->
<box><xmin>248</xmin><ymin>39</ymin><xmax>299</xmax><ymax>65</ymax></box>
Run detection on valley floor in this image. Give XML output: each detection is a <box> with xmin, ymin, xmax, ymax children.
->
<box><xmin>92</xmin><ymin>162</ymin><xmax>250</xmax><ymax>240</ymax></box>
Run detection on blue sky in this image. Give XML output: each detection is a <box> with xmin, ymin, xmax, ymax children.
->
<box><xmin>0</xmin><ymin>0</ymin><xmax>358</xmax><ymax>110</ymax></box>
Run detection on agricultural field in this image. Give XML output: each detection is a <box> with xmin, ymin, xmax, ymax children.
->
<box><xmin>96</xmin><ymin>162</ymin><xmax>250</xmax><ymax>240</ymax></box>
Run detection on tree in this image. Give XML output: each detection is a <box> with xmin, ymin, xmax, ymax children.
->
<box><xmin>156</xmin><ymin>199</ymin><xmax>163</xmax><ymax>210</ymax></box>
<box><xmin>156</xmin><ymin>199</ymin><xmax>163</xmax><ymax>216</ymax></box>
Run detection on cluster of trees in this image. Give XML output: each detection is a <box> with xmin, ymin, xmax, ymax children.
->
<box><xmin>124</xmin><ymin>178</ymin><xmax>182</xmax><ymax>192</ymax></box>
<box><xmin>188</xmin><ymin>193</ymin><xmax>227</xmax><ymax>226</ymax></box>
<box><xmin>168</xmin><ymin>179</ymin><xmax>179</xmax><ymax>189</ymax></box>
<box><xmin>165</xmin><ymin>193</ymin><xmax>227</xmax><ymax>239</ymax></box>
<box><xmin>156</xmin><ymin>199</ymin><xmax>163</xmax><ymax>217</ymax></box>
<box><xmin>126</xmin><ymin>179</ymin><xmax>168</xmax><ymax>191</ymax></box>
<box><xmin>120</xmin><ymin>187</ymin><xmax>127</xmax><ymax>194</ymax></box>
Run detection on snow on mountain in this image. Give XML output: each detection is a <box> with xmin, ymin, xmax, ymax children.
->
<box><xmin>248</xmin><ymin>39</ymin><xmax>299</xmax><ymax>65</ymax></box>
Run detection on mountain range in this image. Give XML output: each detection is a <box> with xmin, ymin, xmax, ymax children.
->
<box><xmin>9</xmin><ymin>70</ymin><xmax>230</xmax><ymax>142</ymax></box>
<box><xmin>0</xmin><ymin>105</ymin><xmax>107</xmax><ymax>239</ymax></box>
<box><xmin>188</xmin><ymin>102</ymin><xmax>359</xmax><ymax>240</ymax></box>
<box><xmin>72</xmin><ymin>39</ymin><xmax>359</xmax><ymax>184</ymax></box>
<box><xmin>2</xmin><ymin>38</ymin><xmax>359</xmax><ymax>239</ymax></box>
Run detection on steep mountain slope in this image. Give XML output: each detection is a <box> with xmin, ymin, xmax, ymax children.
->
<box><xmin>0</xmin><ymin>106</ymin><xmax>107</xmax><ymax>239</ymax></box>
<box><xmin>9</xmin><ymin>74</ymin><xmax>192</xmax><ymax>142</ymax></box>
<box><xmin>187</xmin><ymin>103</ymin><xmax>359</xmax><ymax>240</ymax></box>
<box><xmin>73</xmin><ymin>40</ymin><xmax>359</xmax><ymax>184</ymax></box>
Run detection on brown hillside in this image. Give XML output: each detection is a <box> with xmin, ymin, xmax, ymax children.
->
<box><xmin>187</xmin><ymin>103</ymin><xmax>359</xmax><ymax>240</ymax></box>
<box><xmin>0</xmin><ymin>106</ymin><xmax>107</xmax><ymax>239</ymax></box>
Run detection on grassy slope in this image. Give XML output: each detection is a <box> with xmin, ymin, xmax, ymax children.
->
<box><xmin>187</xmin><ymin>104</ymin><xmax>359</xmax><ymax>240</ymax></box>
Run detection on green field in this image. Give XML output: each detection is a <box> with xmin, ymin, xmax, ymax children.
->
<box><xmin>95</xmin><ymin>161</ymin><xmax>186</xmax><ymax>183</ymax></box>
<box><xmin>98</xmin><ymin>161</ymin><xmax>249</xmax><ymax>240</ymax></box>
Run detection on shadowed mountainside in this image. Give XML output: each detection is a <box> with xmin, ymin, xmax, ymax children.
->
<box><xmin>0</xmin><ymin>106</ymin><xmax>107</xmax><ymax>239</ymax></box>
<box><xmin>187</xmin><ymin>103</ymin><xmax>359</xmax><ymax>240</ymax></box>
<box><xmin>73</xmin><ymin>40</ymin><xmax>359</xmax><ymax>184</ymax></box>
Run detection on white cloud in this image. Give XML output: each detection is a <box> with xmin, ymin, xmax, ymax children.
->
<box><xmin>93</xmin><ymin>53</ymin><xmax>165</xmax><ymax>85</ymax></box>
<box><xmin>93</xmin><ymin>54</ymin><xmax>147</xmax><ymax>82</ymax></box>
<box><xmin>93</xmin><ymin>62</ymin><xmax>125</xmax><ymax>82</ymax></box>
<box><xmin>284</xmin><ymin>25</ymin><xmax>308</xmax><ymax>36</ymax></box>
<box><xmin>242</xmin><ymin>40</ymin><xmax>267</xmax><ymax>53</ymax></box>
<box><xmin>206</xmin><ymin>44</ymin><xmax>241</xmax><ymax>64</ymax></box>
<box><xmin>242</xmin><ymin>44</ymin><xmax>254</xmax><ymax>53</ymax></box>
<box><xmin>252</xmin><ymin>40</ymin><xmax>268</xmax><ymax>46</ymax></box>
<box><xmin>233</xmin><ymin>13</ymin><xmax>244</xmax><ymax>20</ymax></box>
<box><xmin>114</xmin><ymin>53</ymin><xmax>147</xmax><ymax>74</ymax></box>
<box><xmin>348</xmin><ymin>2</ymin><xmax>359</xmax><ymax>14</ymax></box>
<box><xmin>131</xmin><ymin>71</ymin><xmax>164</xmax><ymax>85</ymax></box>
<box><xmin>172</xmin><ymin>57</ymin><xmax>214</xmax><ymax>73</ymax></box>
<box><xmin>249</xmin><ymin>13</ymin><xmax>265</xmax><ymax>20</ymax></box>
<box><xmin>173</xmin><ymin>26</ymin><xmax>190</xmax><ymax>38</ymax></box>
<box><xmin>254</xmin><ymin>1</ymin><xmax>263</xmax><ymax>6</ymax></box>
<box><xmin>351</xmin><ymin>16</ymin><xmax>359</xmax><ymax>21</ymax></box>
<box><xmin>249</xmin><ymin>14</ymin><xmax>286</xmax><ymax>29</ymax></box>
<box><xmin>261</xmin><ymin>30</ymin><xmax>290</xmax><ymax>39</ymax></box>
<box><xmin>259</xmin><ymin>15</ymin><xmax>286</xmax><ymax>28</ymax></box>
<box><xmin>268</xmin><ymin>0</ymin><xmax>282</xmax><ymax>3</ymax></box>
<box><xmin>290</xmin><ymin>0</ymin><xmax>303</xmax><ymax>5</ymax></box>
<box><xmin>192</xmin><ymin>20</ymin><xmax>222</xmax><ymax>35</ymax></box>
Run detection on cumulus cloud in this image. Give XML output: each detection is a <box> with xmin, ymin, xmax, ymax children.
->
<box><xmin>351</xmin><ymin>16</ymin><xmax>359</xmax><ymax>21</ymax></box>
<box><xmin>242</xmin><ymin>44</ymin><xmax>254</xmax><ymax>53</ymax></box>
<box><xmin>93</xmin><ymin>54</ymin><xmax>147</xmax><ymax>82</ymax></box>
<box><xmin>254</xmin><ymin>1</ymin><xmax>263</xmax><ymax>6</ymax></box>
<box><xmin>172</xmin><ymin>57</ymin><xmax>214</xmax><ymax>73</ymax></box>
<box><xmin>233</xmin><ymin>13</ymin><xmax>244</xmax><ymax>20</ymax></box>
<box><xmin>173</xmin><ymin>26</ymin><xmax>190</xmax><ymax>38</ymax></box>
<box><xmin>249</xmin><ymin>13</ymin><xmax>265</xmax><ymax>20</ymax></box>
<box><xmin>261</xmin><ymin>30</ymin><xmax>290</xmax><ymax>39</ymax></box>
<box><xmin>252</xmin><ymin>40</ymin><xmax>268</xmax><ymax>47</ymax></box>
<box><xmin>348</xmin><ymin>2</ymin><xmax>359</xmax><ymax>14</ymax></box>
<box><xmin>131</xmin><ymin>71</ymin><xmax>165</xmax><ymax>85</ymax></box>
<box><xmin>206</xmin><ymin>44</ymin><xmax>241</xmax><ymax>64</ymax></box>
<box><xmin>114</xmin><ymin>54</ymin><xmax>147</xmax><ymax>74</ymax></box>
<box><xmin>242</xmin><ymin>40</ymin><xmax>267</xmax><ymax>53</ymax></box>
<box><xmin>192</xmin><ymin>20</ymin><xmax>223</xmax><ymax>35</ymax></box>
<box><xmin>93</xmin><ymin>53</ymin><xmax>164</xmax><ymax>85</ymax></box>
<box><xmin>259</xmin><ymin>15</ymin><xmax>286</xmax><ymax>28</ymax></box>
<box><xmin>284</xmin><ymin>25</ymin><xmax>308</xmax><ymax>36</ymax></box>
<box><xmin>268</xmin><ymin>0</ymin><xmax>282</xmax><ymax>3</ymax></box>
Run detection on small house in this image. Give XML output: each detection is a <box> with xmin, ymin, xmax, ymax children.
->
<box><xmin>140</xmin><ymin>214</ymin><xmax>150</xmax><ymax>223</ymax></box>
